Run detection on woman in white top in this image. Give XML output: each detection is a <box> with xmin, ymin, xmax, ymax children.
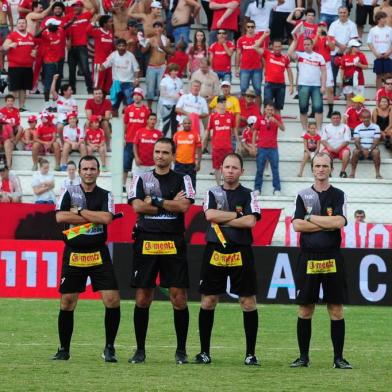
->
<box><xmin>60</xmin><ymin>160</ymin><xmax>81</xmax><ymax>194</ymax></box>
<box><xmin>245</xmin><ymin>0</ymin><xmax>277</xmax><ymax>37</ymax></box>
<box><xmin>31</xmin><ymin>158</ymin><xmax>56</xmax><ymax>204</ymax></box>
<box><xmin>158</xmin><ymin>63</ymin><xmax>184</xmax><ymax>137</ymax></box>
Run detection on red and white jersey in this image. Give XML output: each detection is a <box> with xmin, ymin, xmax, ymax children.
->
<box><xmin>241</xmin><ymin>127</ymin><xmax>256</xmax><ymax>144</ymax></box>
<box><xmin>297</xmin><ymin>51</ymin><xmax>325</xmax><ymax>86</ymax></box>
<box><xmin>67</xmin><ymin>12</ymin><xmax>94</xmax><ymax>47</ymax></box>
<box><xmin>41</xmin><ymin>28</ymin><xmax>66</xmax><ymax>63</ymax></box>
<box><xmin>41</xmin><ymin>15</ymin><xmax>71</xmax><ymax>29</ymax></box>
<box><xmin>320</xmin><ymin>123</ymin><xmax>350</xmax><ymax>149</ymax></box>
<box><xmin>376</xmin><ymin>87</ymin><xmax>392</xmax><ymax>102</ymax></box>
<box><xmin>344</xmin><ymin>105</ymin><xmax>367</xmax><ymax>129</ymax></box>
<box><xmin>6</xmin><ymin>30</ymin><xmax>35</xmax><ymax>68</ymax></box>
<box><xmin>255</xmin><ymin>114</ymin><xmax>282</xmax><ymax>149</ymax></box>
<box><xmin>0</xmin><ymin>107</ymin><xmax>20</xmax><ymax>126</ymax></box>
<box><xmin>134</xmin><ymin>128</ymin><xmax>163</xmax><ymax>166</ymax></box>
<box><xmin>208</xmin><ymin>112</ymin><xmax>235</xmax><ymax>150</ymax></box>
<box><xmin>87</xmin><ymin>27</ymin><xmax>115</xmax><ymax>64</ymax></box>
<box><xmin>102</xmin><ymin>0</ymin><xmax>132</xmax><ymax>12</ymax></box>
<box><xmin>18</xmin><ymin>0</ymin><xmax>33</xmax><ymax>19</ymax></box>
<box><xmin>123</xmin><ymin>104</ymin><xmax>151</xmax><ymax>143</ymax></box>
<box><xmin>339</xmin><ymin>52</ymin><xmax>368</xmax><ymax>85</ymax></box>
<box><xmin>263</xmin><ymin>50</ymin><xmax>290</xmax><ymax>84</ymax></box>
<box><xmin>35</xmin><ymin>124</ymin><xmax>56</xmax><ymax>142</ymax></box>
<box><xmin>63</xmin><ymin>125</ymin><xmax>84</xmax><ymax>142</ymax></box>
<box><xmin>85</xmin><ymin>128</ymin><xmax>105</xmax><ymax>145</ymax></box>
<box><xmin>209</xmin><ymin>41</ymin><xmax>235</xmax><ymax>72</ymax></box>
<box><xmin>294</xmin><ymin>22</ymin><xmax>318</xmax><ymax>52</ymax></box>
<box><xmin>56</xmin><ymin>96</ymin><xmax>78</xmax><ymax>123</ymax></box>
<box><xmin>237</xmin><ymin>35</ymin><xmax>262</xmax><ymax>70</ymax></box>
<box><xmin>367</xmin><ymin>25</ymin><xmax>392</xmax><ymax>58</ymax></box>
<box><xmin>303</xmin><ymin>132</ymin><xmax>321</xmax><ymax>152</ymax></box>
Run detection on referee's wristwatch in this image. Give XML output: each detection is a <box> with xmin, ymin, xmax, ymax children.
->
<box><xmin>77</xmin><ymin>207</ymin><xmax>84</xmax><ymax>216</ymax></box>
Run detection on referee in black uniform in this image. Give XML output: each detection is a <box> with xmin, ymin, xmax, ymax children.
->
<box><xmin>53</xmin><ymin>155</ymin><xmax>120</xmax><ymax>362</ymax></box>
<box><xmin>128</xmin><ymin>137</ymin><xmax>195</xmax><ymax>364</ymax></box>
<box><xmin>194</xmin><ymin>153</ymin><xmax>261</xmax><ymax>366</ymax></box>
<box><xmin>291</xmin><ymin>152</ymin><xmax>352</xmax><ymax>369</ymax></box>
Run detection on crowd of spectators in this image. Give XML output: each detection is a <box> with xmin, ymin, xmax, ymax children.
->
<box><xmin>0</xmin><ymin>0</ymin><xmax>390</xmax><ymax>202</ymax></box>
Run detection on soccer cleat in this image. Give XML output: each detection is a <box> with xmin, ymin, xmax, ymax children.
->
<box><xmin>128</xmin><ymin>349</ymin><xmax>146</xmax><ymax>364</ymax></box>
<box><xmin>333</xmin><ymin>358</ymin><xmax>352</xmax><ymax>369</ymax></box>
<box><xmin>175</xmin><ymin>350</ymin><xmax>189</xmax><ymax>364</ymax></box>
<box><xmin>102</xmin><ymin>344</ymin><xmax>117</xmax><ymax>363</ymax></box>
<box><xmin>52</xmin><ymin>348</ymin><xmax>70</xmax><ymax>361</ymax></box>
<box><xmin>193</xmin><ymin>352</ymin><xmax>211</xmax><ymax>364</ymax></box>
<box><xmin>290</xmin><ymin>357</ymin><xmax>309</xmax><ymax>368</ymax></box>
<box><xmin>244</xmin><ymin>355</ymin><xmax>260</xmax><ymax>366</ymax></box>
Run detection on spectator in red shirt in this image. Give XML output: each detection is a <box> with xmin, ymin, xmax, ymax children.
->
<box><xmin>133</xmin><ymin>112</ymin><xmax>163</xmax><ymax>175</ymax></box>
<box><xmin>291</xmin><ymin>8</ymin><xmax>318</xmax><ymax>51</ymax></box>
<box><xmin>252</xmin><ymin>103</ymin><xmax>285</xmax><ymax>196</ymax></box>
<box><xmin>18</xmin><ymin>0</ymin><xmax>34</xmax><ymax>19</ymax></box>
<box><xmin>167</xmin><ymin>39</ymin><xmax>188</xmax><ymax>78</ymax></box>
<box><xmin>32</xmin><ymin>112</ymin><xmax>61</xmax><ymax>171</ymax></box>
<box><xmin>375</xmin><ymin>75</ymin><xmax>392</xmax><ymax>102</ymax></box>
<box><xmin>17</xmin><ymin>114</ymin><xmax>36</xmax><ymax>151</ymax></box>
<box><xmin>258</xmin><ymin>36</ymin><xmax>294</xmax><ymax>114</ymax></box>
<box><xmin>0</xmin><ymin>115</ymin><xmax>15</xmax><ymax>168</ymax></box>
<box><xmin>88</xmin><ymin>14</ymin><xmax>115</xmax><ymax>95</ymax></box>
<box><xmin>85</xmin><ymin>87</ymin><xmax>112</xmax><ymax>147</ymax></box>
<box><xmin>0</xmin><ymin>163</ymin><xmax>22</xmax><ymax>203</ymax></box>
<box><xmin>36</xmin><ymin>18</ymin><xmax>67</xmax><ymax>105</ymax></box>
<box><xmin>188</xmin><ymin>29</ymin><xmax>208</xmax><ymax>75</ymax></box>
<box><xmin>0</xmin><ymin>94</ymin><xmax>22</xmax><ymax>138</ymax></box>
<box><xmin>343</xmin><ymin>94</ymin><xmax>368</xmax><ymax>134</ymax></box>
<box><xmin>338</xmin><ymin>39</ymin><xmax>368</xmax><ymax>107</ymax></box>
<box><xmin>203</xmin><ymin>95</ymin><xmax>235</xmax><ymax>184</ymax></box>
<box><xmin>239</xmin><ymin>88</ymin><xmax>260</xmax><ymax>129</ymax></box>
<box><xmin>208</xmin><ymin>28</ymin><xmax>235</xmax><ymax>82</ymax></box>
<box><xmin>85</xmin><ymin>115</ymin><xmax>108</xmax><ymax>171</ymax></box>
<box><xmin>236</xmin><ymin>21</ymin><xmax>265</xmax><ymax>106</ymax></box>
<box><xmin>298</xmin><ymin>122</ymin><xmax>321</xmax><ymax>177</ymax></box>
<box><xmin>2</xmin><ymin>18</ymin><xmax>36</xmax><ymax>111</ymax></box>
<box><xmin>123</xmin><ymin>87</ymin><xmax>150</xmax><ymax>186</ymax></box>
<box><xmin>239</xmin><ymin>115</ymin><xmax>258</xmax><ymax>157</ymax></box>
<box><xmin>66</xmin><ymin>1</ymin><xmax>96</xmax><ymax>94</ymax></box>
<box><xmin>209</xmin><ymin>0</ymin><xmax>239</xmax><ymax>45</ymax></box>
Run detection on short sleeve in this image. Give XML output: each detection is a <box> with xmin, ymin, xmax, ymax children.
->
<box><xmin>127</xmin><ymin>175</ymin><xmax>145</xmax><ymax>203</ymax></box>
<box><xmin>102</xmin><ymin>191</ymin><xmax>115</xmax><ymax>214</ymax></box>
<box><xmin>243</xmin><ymin>191</ymin><xmax>261</xmax><ymax>220</ymax></box>
<box><xmin>333</xmin><ymin>190</ymin><xmax>347</xmax><ymax>225</ymax></box>
<box><xmin>292</xmin><ymin>194</ymin><xmax>306</xmax><ymax>221</ymax></box>
<box><xmin>56</xmin><ymin>190</ymin><xmax>71</xmax><ymax>211</ymax></box>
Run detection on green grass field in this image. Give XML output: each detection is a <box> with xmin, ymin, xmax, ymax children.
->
<box><xmin>0</xmin><ymin>299</ymin><xmax>390</xmax><ymax>392</ymax></box>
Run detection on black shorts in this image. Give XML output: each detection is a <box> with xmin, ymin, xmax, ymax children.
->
<box><xmin>131</xmin><ymin>233</ymin><xmax>189</xmax><ymax>288</ymax></box>
<box><xmin>8</xmin><ymin>67</ymin><xmax>33</xmax><ymax>91</ymax></box>
<box><xmin>199</xmin><ymin>243</ymin><xmax>257</xmax><ymax>296</ymax></box>
<box><xmin>59</xmin><ymin>246</ymin><xmax>118</xmax><ymax>294</ymax></box>
<box><xmin>356</xmin><ymin>5</ymin><xmax>376</xmax><ymax>27</ymax></box>
<box><xmin>294</xmin><ymin>250</ymin><xmax>347</xmax><ymax>305</ymax></box>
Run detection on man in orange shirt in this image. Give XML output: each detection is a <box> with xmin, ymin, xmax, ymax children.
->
<box><xmin>173</xmin><ymin>117</ymin><xmax>202</xmax><ymax>189</ymax></box>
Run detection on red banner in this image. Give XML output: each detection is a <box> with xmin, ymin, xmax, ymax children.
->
<box><xmin>0</xmin><ymin>204</ymin><xmax>281</xmax><ymax>246</ymax></box>
<box><xmin>285</xmin><ymin>217</ymin><xmax>392</xmax><ymax>248</ymax></box>
<box><xmin>0</xmin><ymin>240</ymin><xmax>99</xmax><ymax>299</ymax></box>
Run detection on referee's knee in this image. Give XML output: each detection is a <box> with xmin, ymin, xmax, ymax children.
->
<box><xmin>239</xmin><ymin>296</ymin><xmax>257</xmax><ymax>312</ymax></box>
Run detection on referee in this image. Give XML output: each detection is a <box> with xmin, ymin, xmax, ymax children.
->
<box><xmin>194</xmin><ymin>153</ymin><xmax>261</xmax><ymax>366</ymax></box>
<box><xmin>53</xmin><ymin>155</ymin><xmax>120</xmax><ymax>362</ymax></box>
<box><xmin>291</xmin><ymin>152</ymin><xmax>352</xmax><ymax>369</ymax></box>
<box><xmin>128</xmin><ymin>137</ymin><xmax>195</xmax><ymax>364</ymax></box>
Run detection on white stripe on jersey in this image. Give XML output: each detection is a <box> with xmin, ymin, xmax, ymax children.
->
<box><xmin>250</xmin><ymin>191</ymin><xmax>261</xmax><ymax>215</ymax></box>
<box><xmin>203</xmin><ymin>190</ymin><xmax>210</xmax><ymax>212</ymax></box>
<box><xmin>183</xmin><ymin>174</ymin><xmax>195</xmax><ymax>200</ymax></box>
<box><xmin>127</xmin><ymin>175</ymin><xmax>140</xmax><ymax>199</ymax></box>
<box><xmin>108</xmin><ymin>191</ymin><xmax>115</xmax><ymax>214</ymax></box>
<box><xmin>56</xmin><ymin>189</ymin><xmax>68</xmax><ymax>211</ymax></box>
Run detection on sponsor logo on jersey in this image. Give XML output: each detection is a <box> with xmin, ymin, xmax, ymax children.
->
<box><xmin>306</xmin><ymin>259</ymin><xmax>336</xmax><ymax>274</ymax></box>
<box><xmin>210</xmin><ymin>251</ymin><xmax>243</xmax><ymax>267</ymax></box>
<box><xmin>69</xmin><ymin>251</ymin><xmax>103</xmax><ymax>267</ymax></box>
<box><xmin>142</xmin><ymin>240</ymin><xmax>177</xmax><ymax>255</ymax></box>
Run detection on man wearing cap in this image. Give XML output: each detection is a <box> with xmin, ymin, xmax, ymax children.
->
<box><xmin>124</xmin><ymin>18</ymin><xmax>145</xmax><ymax>75</ymax></box>
<box><xmin>32</xmin><ymin>112</ymin><xmax>61</xmax><ymax>171</ymax></box>
<box><xmin>190</xmin><ymin>58</ymin><xmax>220</xmax><ymax>102</ymax></box>
<box><xmin>0</xmin><ymin>164</ymin><xmax>22</xmax><ymax>203</ymax></box>
<box><xmin>288</xmin><ymin>36</ymin><xmax>326</xmax><ymax>132</ymax></box>
<box><xmin>87</xmin><ymin>15</ymin><xmax>115</xmax><ymax>96</ymax></box>
<box><xmin>85</xmin><ymin>115</ymin><xmax>108</xmax><ymax>171</ymax></box>
<box><xmin>173</xmin><ymin>116</ymin><xmax>202</xmax><ymax>189</ymax></box>
<box><xmin>350</xmin><ymin>109</ymin><xmax>383</xmax><ymax>179</ymax></box>
<box><xmin>123</xmin><ymin>87</ymin><xmax>150</xmax><ymax>187</ymax></box>
<box><xmin>367</xmin><ymin>11</ymin><xmax>392</xmax><ymax>90</ymax></box>
<box><xmin>101</xmin><ymin>38</ymin><xmax>140</xmax><ymax>116</ymax></box>
<box><xmin>36</xmin><ymin>17</ymin><xmax>67</xmax><ymax>105</ymax></box>
<box><xmin>85</xmin><ymin>88</ymin><xmax>113</xmax><ymax>146</ymax></box>
<box><xmin>328</xmin><ymin>7</ymin><xmax>358</xmax><ymax>94</ymax></box>
<box><xmin>2</xmin><ymin>18</ymin><xmax>35</xmax><ymax>111</ymax></box>
<box><xmin>208</xmin><ymin>28</ymin><xmax>235</xmax><ymax>82</ymax></box>
<box><xmin>0</xmin><ymin>115</ymin><xmax>15</xmax><ymax>168</ymax></box>
<box><xmin>239</xmin><ymin>89</ymin><xmax>260</xmax><ymax>130</ymax></box>
<box><xmin>171</xmin><ymin>0</ymin><xmax>201</xmax><ymax>45</ymax></box>
<box><xmin>141</xmin><ymin>20</ymin><xmax>172</xmax><ymax>109</ymax></box>
<box><xmin>66</xmin><ymin>0</ymin><xmax>97</xmax><ymax>94</ymax></box>
<box><xmin>239</xmin><ymin>116</ymin><xmax>257</xmax><ymax>157</ymax></box>
<box><xmin>343</xmin><ymin>95</ymin><xmax>368</xmax><ymax>134</ymax></box>
<box><xmin>128</xmin><ymin>0</ymin><xmax>164</xmax><ymax>38</ymax></box>
<box><xmin>375</xmin><ymin>74</ymin><xmax>392</xmax><ymax>102</ymax></box>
